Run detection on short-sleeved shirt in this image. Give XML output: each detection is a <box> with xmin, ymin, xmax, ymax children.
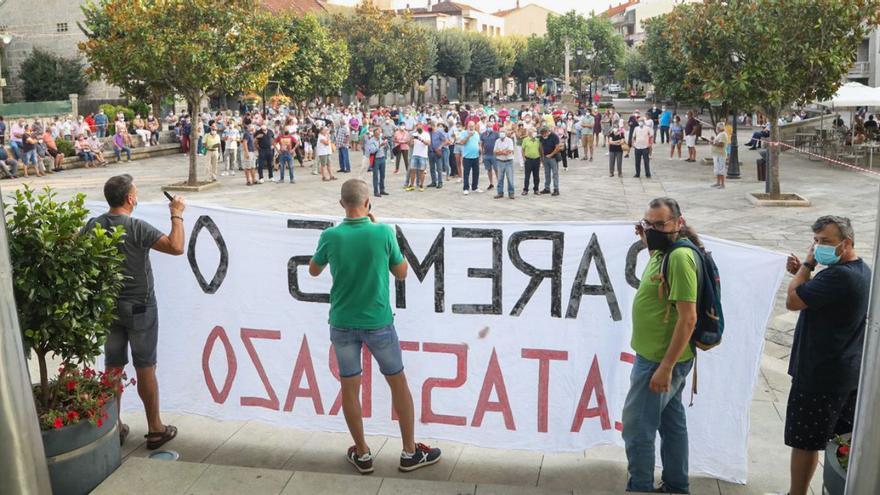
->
<box><xmin>480</xmin><ymin>131</ymin><xmax>499</xmax><ymax>157</ymax></box>
<box><xmin>631</xmin><ymin>249</ymin><xmax>698</xmax><ymax>363</ymax></box>
<box><xmin>711</xmin><ymin>131</ymin><xmax>729</xmax><ymax>157</ymax></box>
<box><xmin>540</xmin><ymin>132</ymin><xmax>560</xmax><ymax>156</ymax></box>
<box><xmin>458</xmin><ymin>130</ymin><xmax>480</xmax><ymax>159</ymax></box>
<box><xmin>412</xmin><ymin>132</ymin><xmax>430</xmax><ymax>158</ymax></box>
<box><xmin>522</xmin><ymin>137</ymin><xmax>541</xmax><ymax>159</ymax></box>
<box><xmin>312</xmin><ymin>217</ymin><xmax>404</xmax><ymax>329</ymax></box>
<box><xmin>608</xmin><ymin>130</ymin><xmax>625</xmax><ymax>152</ymax></box>
<box><xmin>790</xmin><ymin>259</ymin><xmax>870</xmax><ymax>393</ymax></box>
<box><xmin>84</xmin><ymin>213</ymin><xmax>164</xmax><ymax>304</ymax></box>
<box><xmin>493</xmin><ymin>137</ymin><xmax>514</xmax><ymax>161</ymax></box>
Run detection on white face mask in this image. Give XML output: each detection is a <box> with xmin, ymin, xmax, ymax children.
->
<box><xmin>499</xmin><ymin>132</ymin><xmax>506</xmax><ymax>139</ymax></box>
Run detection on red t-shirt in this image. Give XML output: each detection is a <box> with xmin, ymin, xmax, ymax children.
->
<box><xmin>275</xmin><ymin>134</ymin><xmax>297</xmax><ymax>151</ymax></box>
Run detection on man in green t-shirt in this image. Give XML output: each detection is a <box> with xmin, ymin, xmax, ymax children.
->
<box><xmin>622</xmin><ymin>197</ymin><xmax>698</xmax><ymax>494</ymax></box>
<box><xmin>309</xmin><ymin>179</ymin><xmax>441</xmax><ymax>475</ymax></box>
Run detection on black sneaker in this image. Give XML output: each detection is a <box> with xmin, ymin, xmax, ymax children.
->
<box><xmin>399</xmin><ymin>442</ymin><xmax>441</xmax><ymax>472</ymax></box>
<box><xmin>653</xmin><ymin>483</ymin><xmax>689</xmax><ymax>494</ymax></box>
<box><xmin>540</xmin><ymin>189</ymin><xmax>551</xmax><ymax>194</ymax></box>
<box><xmin>551</xmin><ymin>190</ymin><xmax>560</xmax><ymax>196</ymax></box>
<box><xmin>346</xmin><ymin>446</ymin><xmax>374</xmax><ymax>474</ymax></box>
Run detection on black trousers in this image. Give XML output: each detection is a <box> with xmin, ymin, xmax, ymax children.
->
<box><xmin>634</xmin><ymin>148</ymin><xmax>651</xmax><ymax>177</ymax></box>
<box><xmin>523</xmin><ymin>158</ymin><xmax>541</xmax><ymax>192</ymax></box>
<box><xmin>258</xmin><ymin>149</ymin><xmax>274</xmax><ymax>179</ymax></box>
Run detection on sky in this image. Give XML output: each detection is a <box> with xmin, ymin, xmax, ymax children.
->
<box><xmin>328</xmin><ymin>0</ymin><xmax>615</xmax><ymax>16</ymax></box>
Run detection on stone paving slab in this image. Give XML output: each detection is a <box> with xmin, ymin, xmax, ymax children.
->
<box><xmin>186</xmin><ymin>464</ymin><xmax>293</xmax><ymax>495</ymax></box>
<box><xmin>280</xmin><ymin>471</ymin><xmax>383</xmax><ymax>495</ymax></box>
<box><xmin>92</xmin><ymin>457</ymin><xmax>208</xmax><ymax>495</ymax></box>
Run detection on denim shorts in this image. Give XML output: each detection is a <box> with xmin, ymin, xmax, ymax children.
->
<box><xmin>483</xmin><ymin>156</ymin><xmax>497</xmax><ymax>171</ymax></box>
<box><xmin>105</xmin><ymin>301</ymin><xmax>159</xmax><ymax>368</ymax></box>
<box><xmin>330</xmin><ymin>324</ymin><xmax>404</xmax><ymax>378</ymax></box>
<box><xmin>411</xmin><ymin>155</ymin><xmax>427</xmax><ymax>170</ymax></box>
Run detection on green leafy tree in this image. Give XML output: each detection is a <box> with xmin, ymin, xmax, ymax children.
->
<box><xmin>583</xmin><ymin>16</ymin><xmax>625</xmax><ymax>83</ymax></box>
<box><xmin>274</xmin><ymin>13</ymin><xmax>349</xmax><ymax>111</ymax></box>
<box><xmin>512</xmin><ymin>35</ymin><xmax>549</xmax><ymax>99</ymax></box>
<box><xmin>5</xmin><ymin>186</ymin><xmax>125</xmax><ymax>409</ymax></box>
<box><xmin>642</xmin><ymin>15</ymin><xmax>704</xmax><ymax>108</ymax></box>
<box><xmin>79</xmin><ymin>0</ymin><xmax>292</xmax><ymax>186</ymax></box>
<box><xmin>19</xmin><ymin>49</ymin><xmax>88</xmax><ymax>102</ymax></box>
<box><xmin>667</xmin><ymin>0</ymin><xmax>880</xmax><ymax>196</ymax></box>
<box><xmin>547</xmin><ymin>12</ymin><xmax>624</xmax><ymax>90</ymax></box>
<box><xmin>464</xmin><ymin>32</ymin><xmax>498</xmax><ymax>102</ymax></box>
<box><xmin>621</xmin><ymin>47</ymin><xmax>651</xmax><ymax>89</ymax></box>
<box><xmin>435</xmin><ymin>29</ymin><xmax>472</xmax><ymax>101</ymax></box>
<box><xmin>329</xmin><ymin>2</ymin><xmax>432</xmax><ymax>102</ymax></box>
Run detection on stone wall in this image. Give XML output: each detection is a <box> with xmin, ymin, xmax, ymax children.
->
<box><xmin>0</xmin><ymin>0</ymin><xmax>120</xmax><ymax>103</ymax></box>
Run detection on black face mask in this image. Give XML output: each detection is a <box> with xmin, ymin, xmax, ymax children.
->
<box><xmin>644</xmin><ymin>228</ymin><xmax>679</xmax><ymax>252</ymax></box>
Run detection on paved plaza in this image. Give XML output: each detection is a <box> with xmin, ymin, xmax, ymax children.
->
<box><xmin>11</xmin><ymin>111</ymin><xmax>880</xmax><ymax>494</ymax></box>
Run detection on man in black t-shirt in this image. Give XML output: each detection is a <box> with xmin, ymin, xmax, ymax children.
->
<box><xmin>85</xmin><ymin>174</ymin><xmax>187</xmax><ymax>451</ymax></box>
<box><xmin>784</xmin><ymin>215</ymin><xmax>870</xmax><ymax>495</ymax></box>
<box><xmin>539</xmin><ymin>126</ymin><xmax>561</xmax><ymax>196</ymax></box>
<box><xmin>253</xmin><ymin>124</ymin><xmax>275</xmax><ymax>183</ymax></box>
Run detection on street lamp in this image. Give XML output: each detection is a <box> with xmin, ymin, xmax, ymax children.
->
<box><xmin>0</xmin><ymin>34</ymin><xmax>12</xmax><ymax>105</ymax></box>
<box><xmin>727</xmin><ymin>51</ymin><xmax>742</xmax><ymax>179</ymax></box>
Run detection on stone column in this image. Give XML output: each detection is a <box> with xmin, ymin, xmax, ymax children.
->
<box><xmin>69</xmin><ymin>93</ymin><xmax>79</xmax><ymax>117</ymax></box>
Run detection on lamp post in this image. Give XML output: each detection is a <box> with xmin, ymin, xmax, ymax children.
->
<box><xmin>0</xmin><ymin>34</ymin><xmax>13</xmax><ymax>105</ymax></box>
<box><xmin>727</xmin><ymin>51</ymin><xmax>742</xmax><ymax>179</ymax></box>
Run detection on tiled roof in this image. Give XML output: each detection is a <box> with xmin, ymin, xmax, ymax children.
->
<box><xmin>260</xmin><ymin>0</ymin><xmax>326</xmax><ymax>15</ymax></box>
<box><xmin>430</xmin><ymin>1</ymin><xmax>484</xmax><ymax>15</ymax></box>
<box><xmin>601</xmin><ymin>0</ymin><xmax>639</xmax><ymax>18</ymax></box>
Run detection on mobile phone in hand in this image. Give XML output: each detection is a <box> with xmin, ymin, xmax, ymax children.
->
<box><xmin>163</xmin><ymin>191</ymin><xmax>175</xmax><ymax>202</ymax></box>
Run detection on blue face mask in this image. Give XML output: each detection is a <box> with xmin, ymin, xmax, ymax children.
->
<box><xmin>814</xmin><ymin>242</ymin><xmax>843</xmax><ymax>265</ymax></box>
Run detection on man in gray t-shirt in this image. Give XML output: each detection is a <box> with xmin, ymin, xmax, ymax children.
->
<box><xmin>85</xmin><ymin>174</ymin><xmax>186</xmax><ymax>450</ymax></box>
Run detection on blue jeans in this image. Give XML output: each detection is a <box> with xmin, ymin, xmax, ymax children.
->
<box><xmin>372</xmin><ymin>156</ymin><xmax>386</xmax><ymax>195</ymax></box>
<box><xmin>542</xmin><ymin>156</ymin><xmax>559</xmax><ymax>191</ymax></box>
<box><xmin>442</xmin><ymin>147</ymin><xmax>450</xmax><ymax>175</ymax></box>
<box><xmin>462</xmin><ymin>157</ymin><xmax>479</xmax><ymax>191</ymax></box>
<box><xmin>496</xmin><ymin>160</ymin><xmax>515</xmax><ymax>195</ymax></box>
<box><xmin>330</xmin><ymin>324</ymin><xmax>404</xmax><ymax>378</ymax></box>
<box><xmin>429</xmin><ymin>152</ymin><xmax>444</xmax><ymax>186</ymax></box>
<box><xmin>621</xmin><ymin>355</ymin><xmax>694</xmax><ymax>493</ymax></box>
<box><xmin>279</xmin><ymin>152</ymin><xmax>294</xmax><ymax>181</ymax></box>
<box><xmin>114</xmin><ymin>146</ymin><xmax>131</xmax><ymax>161</ymax></box>
<box><xmin>23</xmin><ymin>149</ymin><xmax>38</xmax><ymax>165</ymax></box>
<box><xmin>97</xmin><ymin>125</ymin><xmax>107</xmax><ymax>138</ymax></box>
<box><xmin>338</xmin><ymin>146</ymin><xmax>350</xmax><ymax>172</ymax></box>
<box><xmin>9</xmin><ymin>141</ymin><xmax>21</xmax><ymax>160</ymax></box>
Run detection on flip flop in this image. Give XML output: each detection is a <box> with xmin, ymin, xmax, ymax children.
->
<box><xmin>145</xmin><ymin>425</ymin><xmax>178</xmax><ymax>450</ymax></box>
<box><xmin>119</xmin><ymin>423</ymin><xmax>130</xmax><ymax>446</ymax></box>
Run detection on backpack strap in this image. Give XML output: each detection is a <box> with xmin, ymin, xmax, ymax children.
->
<box><xmin>658</xmin><ymin>241</ymin><xmax>703</xmax><ymax>322</ymax></box>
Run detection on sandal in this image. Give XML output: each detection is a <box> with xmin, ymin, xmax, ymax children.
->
<box><xmin>119</xmin><ymin>423</ymin><xmax>130</xmax><ymax>446</ymax></box>
<box><xmin>144</xmin><ymin>424</ymin><xmax>178</xmax><ymax>450</ymax></box>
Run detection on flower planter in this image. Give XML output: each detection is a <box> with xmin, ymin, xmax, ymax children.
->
<box><xmin>41</xmin><ymin>398</ymin><xmax>121</xmax><ymax>495</ymax></box>
<box><xmin>823</xmin><ymin>433</ymin><xmax>850</xmax><ymax>495</ymax></box>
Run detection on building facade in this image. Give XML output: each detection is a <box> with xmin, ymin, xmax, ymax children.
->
<box><xmin>493</xmin><ymin>2</ymin><xmax>555</xmax><ymax>37</ymax></box>
<box><xmin>847</xmin><ymin>27</ymin><xmax>879</xmax><ymax>88</ymax></box>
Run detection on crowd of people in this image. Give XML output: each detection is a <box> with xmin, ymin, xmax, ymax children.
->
<box><xmin>165</xmin><ymin>100</ymin><xmax>736</xmax><ymax>195</ymax></box>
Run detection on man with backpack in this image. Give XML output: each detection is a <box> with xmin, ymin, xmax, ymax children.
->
<box><xmin>622</xmin><ymin>197</ymin><xmax>716</xmax><ymax>494</ymax></box>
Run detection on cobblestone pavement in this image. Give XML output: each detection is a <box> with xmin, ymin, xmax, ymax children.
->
<box><xmin>4</xmin><ymin>106</ymin><xmax>878</xmax><ymax>350</ymax></box>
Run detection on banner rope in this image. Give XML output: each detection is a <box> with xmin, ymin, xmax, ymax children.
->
<box><xmin>757</xmin><ymin>138</ymin><xmax>880</xmax><ymax>178</ymax></box>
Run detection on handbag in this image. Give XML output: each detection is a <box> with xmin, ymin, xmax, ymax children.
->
<box><xmin>622</xmin><ymin>142</ymin><xmax>630</xmax><ymax>153</ymax></box>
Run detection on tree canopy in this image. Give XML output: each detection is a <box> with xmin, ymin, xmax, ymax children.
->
<box><xmin>273</xmin><ymin>13</ymin><xmax>349</xmax><ymax>104</ymax></box>
<box><xmin>19</xmin><ymin>49</ymin><xmax>88</xmax><ymax>102</ymax></box>
<box><xmin>79</xmin><ymin>0</ymin><xmax>292</xmax><ymax>185</ymax></box>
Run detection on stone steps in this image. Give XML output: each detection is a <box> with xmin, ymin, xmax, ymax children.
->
<box><xmin>92</xmin><ymin>457</ymin><xmax>583</xmax><ymax>495</ymax></box>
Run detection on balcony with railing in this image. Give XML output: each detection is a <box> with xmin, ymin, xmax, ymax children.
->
<box><xmin>849</xmin><ymin>60</ymin><xmax>870</xmax><ymax>77</ymax></box>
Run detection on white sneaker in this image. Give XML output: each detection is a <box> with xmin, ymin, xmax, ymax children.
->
<box><xmin>258</xmin><ymin>178</ymin><xmax>264</xmax><ymax>184</ymax></box>
<box><xmin>272</xmin><ymin>178</ymin><xmax>279</xmax><ymax>183</ymax></box>
<box><xmin>221</xmin><ymin>172</ymin><xmax>228</xmax><ymax>177</ymax></box>
<box><xmin>474</xmin><ymin>188</ymin><xmax>483</xmax><ymax>193</ymax></box>
<box><xmin>311</xmin><ymin>171</ymin><xmax>318</xmax><ymax>175</ymax></box>
<box><xmin>230</xmin><ymin>171</ymin><xmax>235</xmax><ymax>176</ymax></box>
<box><xmin>463</xmin><ymin>190</ymin><xmax>469</xmax><ymax>195</ymax></box>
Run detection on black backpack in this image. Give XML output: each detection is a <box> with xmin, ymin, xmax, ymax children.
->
<box><xmin>660</xmin><ymin>239</ymin><xmax>725</xmax><ymax>404</ymax></box>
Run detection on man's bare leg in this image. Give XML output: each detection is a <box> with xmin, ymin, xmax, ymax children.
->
<box><xmin>788</xmin><ymin>448</ymin><xmax>818</xmax><ymax>495</ymax></box>
<box><xmin>340</xmin><ymin>375</ymin><xmax>370</xmax><ymax>456</ymax></box>
<box><xmin>136</xmin><ymin>365</ymin><xmax>164</xmax><ymax>432</ymax></box>
<box><xmin>385</xmin><ymin>372</ymin><xmax>416</xmax><ymax>454</ymax></box>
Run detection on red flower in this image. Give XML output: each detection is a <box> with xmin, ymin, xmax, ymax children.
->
<box><xmin>65</xmin><ymin>381</ymin><xmax>76</xmax><ymax>391</ymax></box>
<box><xmin>66</xmin><ymin>411</ymin><xmax>79</xmax><ymax>422</ymax></box>
<box><xmin>53</xmin><ymin>418</ymin><xmax>64</xmax><ymax>429</ymax></box>
<box><xmin>838</xmin><ymin>445</ymin><xmax>851</xmax><ymax>456</ymax></box>
<box><xmin>96</xmin><ymin>418</ymin><xmax>103</xmax><ymax>428</ymax></box>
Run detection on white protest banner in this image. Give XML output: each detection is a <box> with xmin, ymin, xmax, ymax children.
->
<box><xmin>100</xmin><ymin>203</ymin><xmax>785</xmax><ymax>483</ymax></box>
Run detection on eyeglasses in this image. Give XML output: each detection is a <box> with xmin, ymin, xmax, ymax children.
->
<box><xmin>637</xmin><ymin>218</ymin><xmax>675</xmax><ymax>232</ymax></box>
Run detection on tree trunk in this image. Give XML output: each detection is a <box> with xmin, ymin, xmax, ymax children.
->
<box><xmin>37</xmin><ymin>349</ymin><xmax>48</xmax><ymax>410</ymax></box>
<box><xmin>767</xmin><ymin>108</ymin><xmax>781</xmax><ymax>196</ymax></box>
<box><xmin>187</xmin><ymin>94</ymin><xmax>201</xmax><ymax>186</ymax></box>
<box><xmin>150</xmin><ymin>93</ymin><xmax>162</xmax><ymax>119</ymax></box>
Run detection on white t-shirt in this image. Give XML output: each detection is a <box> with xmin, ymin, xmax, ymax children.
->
<box><xmin>412</xmin><ymin>132</ymin><xmax>430</xmax><ymax>158</ymax></box>
<box><xmin>316</xmin><ymin>134</ymin><xmax>332</xmax><ymax>156</ymax></box>
<box><xmin>633</xmin><ymin>126</ymin><xmax>652</xmax><ymax>149</ymax></box>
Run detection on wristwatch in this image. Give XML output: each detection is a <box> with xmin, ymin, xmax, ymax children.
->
<box><xmin>802</xmin><ymin>261</ymin><xmax>816</xmax><ymax>272</ymax></box>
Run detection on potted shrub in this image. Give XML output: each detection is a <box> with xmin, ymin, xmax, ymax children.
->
<box><xmin>5</xmin><ymin>186</ymin><xmax>131</xmax><ymax>495</ymax></box>
<box><xmin>824</xmin><ymin>433</ymin><xmax>851</xmax><ymax>495</ymax></box>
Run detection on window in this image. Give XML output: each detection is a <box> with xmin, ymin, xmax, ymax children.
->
<box><xmin>56</xmin><ymin>23</ymin><xmax>68</xmax><ymax>33</ymax></box>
